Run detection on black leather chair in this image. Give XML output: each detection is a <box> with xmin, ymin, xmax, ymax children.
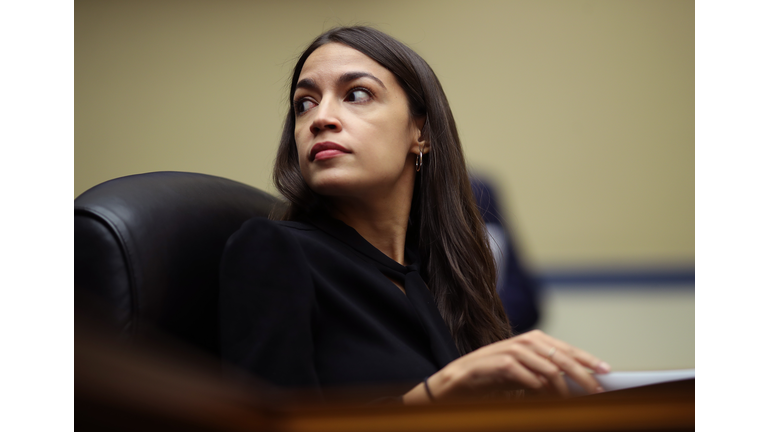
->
<box><xmin>74</xmin><ymin>171</ymin><xmax>283</xmax><ymax>357</ymax></box>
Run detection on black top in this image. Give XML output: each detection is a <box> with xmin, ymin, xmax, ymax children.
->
<box><xmin>219</xmin><ymin>214</ymin><xmax>460</xmax><ymax>398</ymax></box>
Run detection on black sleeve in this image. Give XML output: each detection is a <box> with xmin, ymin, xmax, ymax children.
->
<box><xmin>219</xmin><ymin>217</ymin><xmax>320</xmax><ymax>389</ymax></box>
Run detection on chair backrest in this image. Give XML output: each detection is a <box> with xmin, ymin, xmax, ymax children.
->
<box><xmin>75</xmin><ymin>171</ymin><xmax>282</xmax><ymax>356</ymax></box>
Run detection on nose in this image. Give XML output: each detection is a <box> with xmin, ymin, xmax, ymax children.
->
<box><xmin>309</xmin><ymin>99</ymin><xmax>342</xmax><ymax>135</ymax></box>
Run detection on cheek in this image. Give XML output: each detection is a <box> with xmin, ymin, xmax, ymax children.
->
<box><xmin>296</xmin><ymin>146</ymin><xmax>310</xmax><ymax>177</ymax></box>
<box><xmin>294</xmin><ymin>131</ymin><xmax>311</xmax><ymax>165</ymax></box>
<box><xmin>293</xmin><ymin>129</ymin><xmax>307</xmax><ymax>169</ymax></box>
<box><xmin>294</xmin><ymin>127</ymin><xmax>305</xmax><ymax>151</ymax></box>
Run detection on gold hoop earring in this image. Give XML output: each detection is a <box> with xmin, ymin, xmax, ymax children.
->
<box><xmin>415</xmin><ymin>150</ymin><xmax>423</xmax><ymax>172</ymax></box>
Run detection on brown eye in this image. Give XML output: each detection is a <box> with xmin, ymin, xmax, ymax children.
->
<box><xmin>346</xmin><ymin>89</ymin><xmax>372</xmax><ymax>103</ymax></box>
<box><xmin>294</xmin><ymin>99</ymin><xmax>317</xmax><ymax>115</ymax></box>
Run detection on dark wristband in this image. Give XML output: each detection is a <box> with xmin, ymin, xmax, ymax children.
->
<box><xmin>423</xmin><ymin>376</ymin><xmax>436</xmax><ymax>402</ymax></box>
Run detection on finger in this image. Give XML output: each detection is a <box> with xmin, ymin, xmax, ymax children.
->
<box><xmin>517</xmin><ymin>337</ymin><xmax>602</xmax><ymax>394</ymax></box>
<box><xmin>482</xmin><ymin>333</ymin><xmax>579</xmax><ymax>395</ymax></box>
<box><xmin>570</xmin><ymin>346</ymin><xmax>611</xmax><ymax>374</ymax></box>
<box><xmin>531</xmin><ymin>332</ymin><xmax>611</xmax><ymax>374</ymax></box>
<box><xmin>549</xmin><ymin>341</ymin><xmax>610</xmax><ymax>374</ymax></box>
<box><xmin>534</xmin><ymin>374</ymin><xmax>553</xmax><ymax>395</ymax></box>
<box><xmin>460</xmin><ymin>353</ymin><xmax>545</xmax><ymax>393</ymax></box>
<box><xmin>486</xmin><ymin>331</ymin><xmax>609</xmax><ymax>393</ymax></box>
<box><xmin>509</xmin><ymin>346</ymin><xmax>570</xmax><ymax>397</ymax></box>
<box><xmin>494</xmin><ymin>355</ymin><xmax>550</xmax><ymax>392</ymax></box>
<box><xmin>546</xmin><ymin>349</ymin><xmax>602</xmax><ymax>394</ymax></box>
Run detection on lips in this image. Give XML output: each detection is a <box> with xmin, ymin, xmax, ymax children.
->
<box><xmin>310</xmin><ymin>141</ymin><xmax>350</xmax><ymax>161</ymax></box>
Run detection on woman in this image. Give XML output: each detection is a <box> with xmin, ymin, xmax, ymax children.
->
<box><xmin>220</xmin><ymin>26</ymin><xmax>610</xmax><ymax>403</ymax></box>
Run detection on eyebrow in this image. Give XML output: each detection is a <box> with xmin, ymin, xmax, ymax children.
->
<box><xmin>295</xmin><ymin>71</ymin><xmax>387</xmax><ymax>93</ymax></box>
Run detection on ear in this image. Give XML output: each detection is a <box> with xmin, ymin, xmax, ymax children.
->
<box><xmin>411</xmin><ymin>116</ymin><xmax>430</xmax><ymax>154</ymax></box>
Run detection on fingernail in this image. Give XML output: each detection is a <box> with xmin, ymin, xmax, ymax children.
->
<box><xmin>595</xmin><ymin>386</ymin><xmax>605</xmax><ymax>393</ymax></box>
<box><xmin>595</xmin><ymin>361</ymin><xmax>611</xmax><ymax>374</ymax></box>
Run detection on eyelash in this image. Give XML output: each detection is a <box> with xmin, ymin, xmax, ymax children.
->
<box><xmin>293</xmin><ymin>86</ymin><xmax>374</xmax><ymax>116</ymax></box>
<box><xmin>346</xmin><ymin>87</ymin><xmax>374</xmax><ymax>102</ymax></box>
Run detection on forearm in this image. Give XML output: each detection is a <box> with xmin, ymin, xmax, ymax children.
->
<box><xmin>402</xmin><ymin>380</ymin><xmax>432</xmax><ymax>405</ymax></box>
<box><xmin>403</xmin><ymin>330</ymin><xmax>610</xmax><ymax>403</ymax></box>
<box><xmin>402</xmin><ymin>372</ymin><xmax>454</xmax><ymax>405</ymax></box>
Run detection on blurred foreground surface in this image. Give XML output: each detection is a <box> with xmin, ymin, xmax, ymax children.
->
<box><xmin>76</xmin><ymin>317</ymin><xmax>694</xmax><ymax>432</ymax></box>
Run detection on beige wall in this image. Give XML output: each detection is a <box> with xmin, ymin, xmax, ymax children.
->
<box><xmin>76</xmin><ymin>0</ymin><xmax>693</xmax><ymax>271</ymax></box>
<box><xmin>539</xmin><ymin>287</ymin><xmax>694</xmax><ymax>370</ymax></box>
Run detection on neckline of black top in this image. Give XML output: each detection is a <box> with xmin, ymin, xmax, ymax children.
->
<box><xmin>303</xmin><ymin>213</ymin><xmax>419</xmax><ymax>278</ymax></box>
<box><xmin>301</xmin><ymin>212</ymin><xmax>462</xmax><ymax>367</ymax></box>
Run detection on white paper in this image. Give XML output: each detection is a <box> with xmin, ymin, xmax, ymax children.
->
<box><xmin>565</xmin><ymin>369</ymin><xmax>695</xmax><ymax>395</ymax></box>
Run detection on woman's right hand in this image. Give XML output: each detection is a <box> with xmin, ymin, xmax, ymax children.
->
<box><xmin>404</xmin><ymin>330</ymin><xmax>611</xmax><ymax>403</ymax></box>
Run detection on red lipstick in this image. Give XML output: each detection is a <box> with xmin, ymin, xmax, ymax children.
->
<box><xmin>310</xmin><ymin>142</ymin><xmax>350</xmax><ymax>161</ymax></box>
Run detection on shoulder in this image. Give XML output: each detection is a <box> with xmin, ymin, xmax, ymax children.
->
<box><xmin>231</xmin><ymin>217</ymin><xmax>315</xmax><ymax>242</ymax></box>
<box><xmin>221</xmin><ymin>217</ymin><xmax>317</xmax><ymax>291</ymax></box>
<box><xmin>225</xmin><ymin>216</ymin><xmax>362</xmax><ymax>272</ymax></box>
<box><xmin>238</xmin><ymin>216</ymin><xmax>314</xmax><ymax>231</ymax></box>
<box><xmin>224</xmin><ymin>217</ymin><xmax>324</xmax><ymax>258</ymax></box>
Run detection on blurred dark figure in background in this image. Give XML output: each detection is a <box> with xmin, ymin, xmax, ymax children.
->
<box><xmin>471</xmin><ymin>176</ymin><xmax>540</xmax><ymax>333</ymax></box>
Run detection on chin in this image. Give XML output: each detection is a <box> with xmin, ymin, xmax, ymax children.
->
<box><xmin>306</xmin><ymin>174</ymin><xmax>359</xmax><ymax>198</ymax></box>
<box><xmin>304</xmin><ymin>168</ymin><xmax>404</xmax><ymax>199</ymax></box>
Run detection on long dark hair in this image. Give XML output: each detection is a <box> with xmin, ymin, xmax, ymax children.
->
<box><xmin>273</xmin><ymin>26</ymin><xmax>512</xmax><ymax>354</ymax></box>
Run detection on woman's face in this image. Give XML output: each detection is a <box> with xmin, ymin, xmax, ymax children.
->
<box><xmin>293</xmin><ymin>43</ymin><xmax>423</xmax><ymax>202</ymax></box>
